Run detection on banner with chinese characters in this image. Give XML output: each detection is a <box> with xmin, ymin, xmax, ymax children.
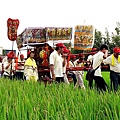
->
<box><xmin>74</xmin><ymin>25</ymin><xmax>94</xmax><ymax>50</ymax></box>
<box><xmin>46</xmin><ymin>27</ymin><xmax>72</xmax><ymax>40</ymax></box>
<box><xmin>7</xmin><ymin>18</ymin><xmax>19</xmax><ymax>41</ymax></box>
<box><xmin>16</xmin><ymin>27</ymin><xmax>46</xmax><ymax>48</ymax></box>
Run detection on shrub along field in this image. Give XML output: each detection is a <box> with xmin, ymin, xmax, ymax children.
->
<box><xmin>0</xmin><ymin>72</ymin><xmax>120</xmax><ymax>120</ymax></box>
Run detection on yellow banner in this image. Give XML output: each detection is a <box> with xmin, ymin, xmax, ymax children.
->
<box><xmin>46</xmin><ymin>27</ymin><xmax>72</xmax><ymax>40</ymax></box>
<box><xmin>74</xmin><ymin>25</ymin><xmax>94</xmax><ymax>50</ymax></box>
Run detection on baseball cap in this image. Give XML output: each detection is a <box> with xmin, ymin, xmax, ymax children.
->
<box><xmin>20</xmin><ymin>54</ymin><xmax>24</xmax><ymax>59</ymax></box>
<box><xmin>113</xmin><ymin>47</ymin><xmax>120</xmax><ymax>53</ymax></box>
<box><xmin>63</xmin><ymin>48</ymin><xmax>69</xmax><ymax>53</ymax></box>
<box><xmin>56</xmin><ymin>43</ymin><xmax>66</xmax><ymax>48</ymax></box>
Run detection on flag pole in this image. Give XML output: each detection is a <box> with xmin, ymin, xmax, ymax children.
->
<box><xmin>82</xmin><ymin>20</ymin><xmax>86</xmax><ymax>63</ymax></box>
<box><xmin>10</xmin><ymin>41</ymin><xmax>14</xmax><ymax>79</ymax></box>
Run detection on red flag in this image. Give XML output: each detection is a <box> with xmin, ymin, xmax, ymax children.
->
<box><xmin>7</xmin><ymin>18</ymin><xmax>19</xmax><ymax>41</ymax></box>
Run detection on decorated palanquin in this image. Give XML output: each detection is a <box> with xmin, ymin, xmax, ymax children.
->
<box><xmin>16</xmin><ymin>27</ymin><xmax>72</xmax><ymax>78</ymax></box>
<box><xmin>16</xmin><ymin>27</ymin><xmax>72</xmax><ymax>49</ymax></box>
<box><xmin>27</xmin><ymin>43</ymin><xmax>54</xmax><ymax>78</ymax></box>
<box><xmin>7</xmin><ymin>18</ymin><xmax>19</xmax><ymax>41</ymax></box>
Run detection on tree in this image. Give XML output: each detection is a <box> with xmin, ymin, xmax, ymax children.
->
<box><xmin>111</xmin><ymin>22</ymin><xmax>120</xmax><ymax>50</ymax></box>
<box><xmin>93</xmin><ymin>29</ymin><xmax>103</xmax><ymax>50</ymax></box>
<box><xmin>103</xmin><ymin>28</ymin><xmax>111</xmax><ymax>45</ymax></box>
<box><xmin>103</xmin><ymin>28</ymin><xmax>114</xmax><ymax>53</ymax></box>
<box><xmin>64</xmin><ymin>42</ymin><xmax>74</xmax><ymax>53</ymax></box>
<box><xmin>64</xmin><ymin>42</ymin><xmax>82</xmax><ymax>54</ymax></box>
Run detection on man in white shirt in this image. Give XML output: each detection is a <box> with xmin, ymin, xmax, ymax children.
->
<box><xmin>3</xmin><ymin>55</ymin><xmax>15</xmax><ymax>79</ymax></box>
<box><xmin>103</xmin><ymin>47</ymin><xmax>120</xmax><ymax>92</ymax></box>
<box><xmin>16</xmin><ymin>54</ymin><xmax>25</xmax><ymax>80</ymax></box>
<box><xmin>86</xmin><ymin>48</ymin><xmax>98</xmax><ymax>89</ymax></box>
<box><xmin>2</xmin><ymin>52</ymin><xmax>15</xmax><ymax>76</ymax></box>
<box><xmin>49</xmin><ymin>43</ymin><xmax>65</xmax><ymax>83</ymax></box>
<box><xmin>74</xmin><ymin>54</ymin><xmax>85</xmax><ymax>89</ymax></box>
<box><xmin>62</xmin><ymin>47</ymin><xmax>70</xmax><ymax>84</ymax></box>
<box><xmin>68</xmin><ymin>55</ymin><xmax>78</xmax><ymax>86</ymax></box>
<box><xmin>2</xmin><ymin>54</ymin><xmax>10</xmax><ymax>75</ymax></box>
<box><xmin>91</xmin><ymin>44</ymin><xmax>108</xmax><ymax>91</ymax></box>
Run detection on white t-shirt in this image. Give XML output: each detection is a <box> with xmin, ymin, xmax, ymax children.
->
<box><xmin>87</xmin><ymin>55</ymin><xmax>93</xmax><ymax>62</ymax></box>
<box><xmin>49</xmin><ymin>50</ymin><xmax>63</xmax><ymax>77</ymax></box>
<box><xmin>74</xmin><ymin>59</ymin><xmax>84</xmax><ymax>75</ymax></box>
<box><xmin>103</xmin><ymin>55</ymin><xmax>120</xmax><ymax>73</ymax></box>
<box><xmin>68</xmin><ymin>60</ymin><xmax>76</xmax><ymax>74</ymax></box>
<box><xmin>2</xmin><ymin>57</ymin><xmax>14</xmax><ymax>64</ymax></box>
<box><xmin>69</xmin><ymin>61</ymin><xmax>74</xmax><ymax>67</ymax></box>
<box><xmin>62</xmin><ymin>59</ymin><xmax>67</xmax><ymax>74</ymax></box>
<box><xmin>92</xmin><ymin>51</ymin><xmax>104</xmax><ymax>77</ymax></box>
<box><xmin>2</xmin><ymin>56</ymin><xmax>8</xmax><ymax>64</ymax></box>
<box><xmin>0</xmin><ymin>63</ymin><xmax>2</xmax><ymax>72</ymax></box>
<box><xmin>3</xmin><ymin>61</ymin><xmax>15</xmax><ymax>76</ymax></box>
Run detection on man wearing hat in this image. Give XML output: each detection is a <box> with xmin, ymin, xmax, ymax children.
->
<box><xmin>103</xmin><ymin>47</ymin><xmax>120</xmax><ymax>92</ymax></box>
<box><xmin>49</xmin><ymin>42</ymin><xmax>65</xmax><ymax>83</ymax></box>
<box><xmin>3</xmin><ymin>53</ymin><xmax>15</xmax><ymax>79</ymax></box>
<box><xmin>90</xmin><ymin>44</ymin><xmax>108</xmax><ymax>91</ymax></box>
<box><xmin>15</xmin><ymin>54</ymin><xmax>25</xmax><ymax>80</ymax></box>
<box><xmin>62</xmin><ymin>47</ymin><xmax>70</xmax><ymax>84</ymax></box>
<box><xmin>68</xmin><ymin>55</ymin><xmax>78</xmax><ymax>86</ymax></box>
<box><xmin>2</xmin><ymin>51</ymin><xmax>15</xmax><ymax>75</ymax></box>
<box><xmin>74</xmin><ymin>54</ymin><xmax>85</xmax><ymax>89</ymax></box>
<box><xmin>24</xmin><ymin>50</ymin><xmax>38</xmax><ymax>81</ymax></box>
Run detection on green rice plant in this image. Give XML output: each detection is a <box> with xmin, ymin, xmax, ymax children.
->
<box><xmin>0</xmin><ymin>72</ymin><xmax>120</xmax><ymax>120</ymax></box>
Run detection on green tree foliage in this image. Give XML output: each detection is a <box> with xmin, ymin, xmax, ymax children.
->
<box><xmin>103</xmin><ymin>28</ymin><xmax>111</xmax><ymax>45</ymax></box>
<box><xmin>64</xmin><ymin>42</ymin><xmax>82</xmax><ymax>54</ymax></box>
<box><xmin>93</xmin><ymin>29</ymin><xmax>103</xmax><ymax>50</ymax></box>
<box><xmin>103</xmin><ymin>28</ymin><xmax>114</xmax><ymax>53</ymax></box>
<box><xmin>111</xmin><ymin>22</ymin><xmax>120</xmax><ymax>52</ymax></box>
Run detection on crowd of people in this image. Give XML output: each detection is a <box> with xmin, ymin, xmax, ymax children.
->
<box><xmin>0</xmin><ymin>50</ymin><xmax>38</xmax><ymax>82</ymax></box>
<box><xmin>0</xmin><ymin>43</ymin><xmax>120</xmax><ymax>92</ymax></box>
<box><xmin>49</xmin><ymin>43</ymin><xmax>120</xmax><ymax>92</ymax></box>
<box><xmin>87</xmin><ymin>45</ymin><xmax>120</xmax><ymax>92</ymax></box>
<box><xmin>49</xmin><ymin>43</ymin><xmax>86</xmax><ymax>89</ymax></box>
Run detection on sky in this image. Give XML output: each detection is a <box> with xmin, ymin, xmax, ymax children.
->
<box><xmin>0</xmin><ymin>0</ymin><xmax>120</xmax><ymax>51</ymax></box>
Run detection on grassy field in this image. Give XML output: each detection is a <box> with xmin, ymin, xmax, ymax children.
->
<box><xmin>0</xmin><ymin>72</ymin><xmax>120</xmax><ymax>120</ymax></box>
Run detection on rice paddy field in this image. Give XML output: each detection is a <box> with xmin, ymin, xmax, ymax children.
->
<box><xmin>0</xmin><ymin>71</ymin><xmax>120</xmax><ymax>120</ymax></box>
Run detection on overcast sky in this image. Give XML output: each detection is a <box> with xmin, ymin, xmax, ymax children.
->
<box><xmin>0</xmin><ymin>0</ymin><xmax>120</xmax><ymax>50</ymax></box>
